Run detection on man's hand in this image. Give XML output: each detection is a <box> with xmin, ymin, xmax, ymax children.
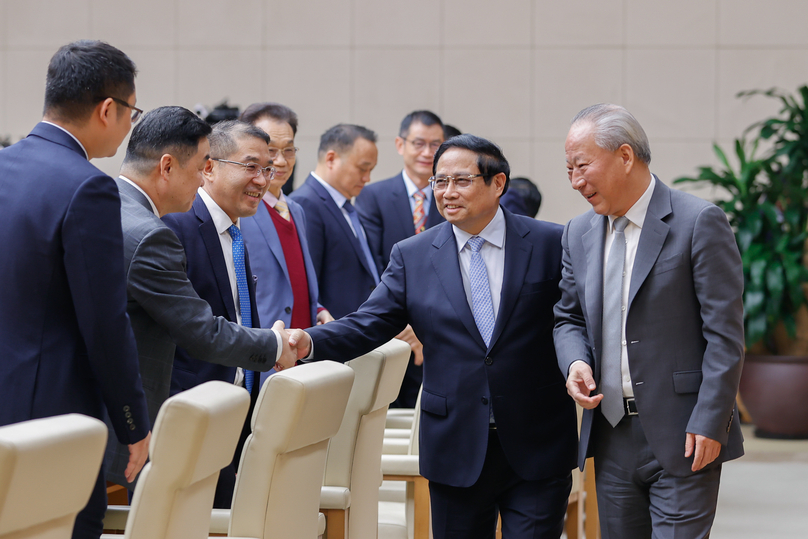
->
<box><xmin>125</xmin><ymin>431</ymin><xmax>151</xmax><ymax>483</ymax></box>
<box><xmin>316</xmin><ymin>309</ymin><xmax>334</xmax><ymax>325</ymax></box>
<box><xmin>685</xmin><ymin>433</ymin><xmax>722</xmax><ymax>472</ymax></box>
<box><xmin>272</xmin><ymin>320</ymin><xmax>296</xmax><ymax>371</ymax></box>
<box><xmin>395</xmin><ymin>325</ymin><xmax>424</xmax><ymax>366</ymax></box>
<box><xmin>288</xmin><ymin>329</ymin><xmax>312</xmax><ymax>360</ymax></box>
<box><xmin>566</xmin><ymin>361</ymin><xmax>603</xmax><ymax>409</ymax></box>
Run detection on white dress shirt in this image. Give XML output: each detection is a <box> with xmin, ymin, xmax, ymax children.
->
<box><xmin>401</xmin><ymin>170</ymin><xmax>433</xmax><ymax>216</ymax></box>
<box><xmin>311</xmin><ymin>171</ymin><xmax>364</xmax><ymax>237</ymax></box>
<box><xmin>603</xmin><ymin>175</ymin><xmax>656</xmax><ymax>398</ymax></box>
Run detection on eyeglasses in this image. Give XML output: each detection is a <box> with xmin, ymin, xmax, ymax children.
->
<box><xmin>211</xmin><ymin>158</ymin><xmax>276</xmax><ymax>180</ymax></box>
<box><xmin>429</xmin><ymin>174</ymin><xmax>486</xmax><ymax>191</ymax></box>
<box><xmin>404</xmin><ymin>138</ymin><xmax>442</xmax><ymax>152</ymax></box>
<box><xmin>97</xmin><ymin>96</ymin><xmax>143</xmax><ymax>123</ymax></box>
<box><xmin>267</xmin><ymin>147</ymin><xmax>299</xmax><ymax>160</ymax></box>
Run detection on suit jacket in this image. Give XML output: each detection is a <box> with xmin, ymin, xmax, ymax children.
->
<box><xmin>162</xmin><ymin>196</ymin><xmax>267</xmax><ymax>394</ymax></box>
<box><xmin>241</xmin><ymin>197</ymin><xmax>320</xmax><ymax>328</ymax></box>
<box><xmin>288</xmin><ymin>174</ymin><xmax>378</xmax><ymax>318</ymax></box>
<box><xmin>105</xmin><ymin>180</ymin><xmax>278</xmax><ymax>486</ymax></box>
<box><xmin>0</xmin><ymin>122</ymin><xmax>148</xmax><ymax>445</ymax></box>
<box><xmin>355</xmin><ymin>172</ymin><xmax>445</xmax><ymax>272</ymax></box>
<box><xmin>307</xmin><ymin>209</ymin><xmax>578</xmax><ymax>487</ymax></box>
<box><xmin>554</xmin><ymin>177</ymin><xmax>745</xmax><ymax>477</ymax></box>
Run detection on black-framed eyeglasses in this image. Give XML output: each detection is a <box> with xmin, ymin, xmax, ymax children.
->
<box><xmin>404</xmin><ymin>138</ymin><xmax>442</xmax><ymax>152</ymax></box>
<box><xmin>429</xmin><ymin>174</ymin><xmax>486</xmax><ymax>191</ymax></box>
<box><xmin>211</xmin><ymin>158</ymin><xmax>276</xmax><ymax>180</ymax></box>
<box><xmin>96</xmin><ymin>96</ymin><xmax>143</xmax><ymax>123</ymax></box>
<box><xmin>267</xmin><ymin>147</ymin><xmax>299</xmax><ymax>160</ymax></box>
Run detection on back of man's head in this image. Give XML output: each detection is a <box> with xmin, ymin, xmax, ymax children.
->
<box><xmin>399</xmin><ymin>110</ymin><xmax>443</xmax><ymax>138</ymax></box>
<box><xmin>508</xmin><ymin>177</ymin><xmax>542</xmax><ymax>217</ymax></box>
<box><xmin>433</xmin><ymin>134</ymin><xmax>511</xmax><ymax>196</ymax></box>
<box><xmin>317</xmin><ymin>123</ymin><xmax>377</xmax><ymax>161</ymax></box>
<box><xmin>209</xmin><ymin>120</ymin><xmax>270</xmax><ymax>159</ymax></box>
<box><xmin>122</xmin><ymin>106</ymin><xmax>212</xmax><ymax>176</ymax></box>
<box><xmin>44</xmin><ymin>40</ymin><xmax>137</xmax><ymax>124</ymax></box>
<box><xmin>240</xmin><ymin>102</ymin><xmax>299</xmax><ymax>134</ymax></box>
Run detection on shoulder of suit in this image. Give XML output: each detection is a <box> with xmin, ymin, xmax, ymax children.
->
<box><xmin>362</xmin><ymin>174</ymin><xmax>402</xmax><ymax>194</ymax></box>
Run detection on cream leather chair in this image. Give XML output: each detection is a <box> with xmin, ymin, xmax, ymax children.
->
<box><xmin>320</xmin><ymin>339</ymin><xmax>411</xmax><ymax>539</ymax></box>
<box><xmin>208</xmin><ymin>361</ymin><xmax>355</xmax><ymax>539</ymax></box>
<box><xmin>102</xmin><ymin>380</ymin><xmax>250</xmax><ymax>539</ymax></box>
<box><xmin>0</xmin><ymin>414</ymin><xmax>107</xmax><ymax>539</ymax></box>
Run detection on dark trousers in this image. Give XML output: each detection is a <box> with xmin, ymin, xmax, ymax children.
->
<box><xmin>592</xmin><ymin>410</ymin><xmax>722</xmax><ymax>539</ymax></box>
<box><xmin>429</xmin><ymin>429</ymin><xmax>571</xmax><ymax>539</ymax></box>
<box><xmin>72</xmin><ymin>467</ymin><xmax>106</xmax><ymax>539</ymax></box>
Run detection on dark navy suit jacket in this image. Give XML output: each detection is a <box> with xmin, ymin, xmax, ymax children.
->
<box><xmin>0</xmin><ymin>122</ymin><xmax>149</xmax><ymax>444</ymax></box>
<box><xmin>162</xmin><ymin>195</ymin><xmax>266</xmax><ymax>395</ymax></box>
<box><xmin>288</xmin><ymin>174</ymin><xmax>377</xmax><ymax>319</ymax></box>
<box><xmin>307</xmin><ymin>209</ymin><xmax>578</xmax><ymax>487</ymax></box>
<box><xmin>355</xmin><ymin>172</ymin><xmax>445</xmax><ymax>273</ymax></box>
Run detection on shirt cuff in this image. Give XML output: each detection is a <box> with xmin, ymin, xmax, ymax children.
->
<box><xmin>271</xmin><ymin>329</ymin><xmax>282</xmax><ymax>363</ymax></box>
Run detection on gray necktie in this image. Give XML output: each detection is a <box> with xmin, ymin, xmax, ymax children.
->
<box><xmin>601</xmin><ymin>216</ymin><xmax>629</xmax><ymax>427</ymax></box>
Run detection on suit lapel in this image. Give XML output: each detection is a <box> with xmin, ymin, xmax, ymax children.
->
<box><xmin>430</xmin><ymin>225</ymin><xmax>487</xmax><ymax>350</ymax></box>
<box><xmin>583</xmin><ymin>212</ymin><xmax>607</xmax><ymax>364</ymax></box>
<box><xmin>629</xmin><ymin>177</ymin><xmax>671</xmax><ymax>307</ymax></box>
<box><xmin>391</xmin><ymin>174</ymin><xmax>416</xmax><ymax>238</ymax></box>
<box><xmin>193</xmin><ymin>197</ymin><xmax>238</xmax><ymax>322</ymax></box>
<box><xmin>254</xmin><ymin>202</ymin><xmax>290</xmax><ymax>285</ymax></box>
<box><xmin>115</xmin><ymin>178</ymin><xmax>152</xmax><ymax>213</ymax></box>
<box><xmin>426</xmin><ymin>192</ymin><xmax>445</xmax><ymax>228</ymax></box>
<box><xmin>489</xmin><ymin>211</ymin><xmax>531</xmax><ymax>350</ymax></box>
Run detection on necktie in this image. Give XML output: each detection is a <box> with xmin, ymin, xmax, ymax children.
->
<box><xmin>413</xmin><ymin>190</ymin><xmax>426</xmax><ymax>234</ymax></box>
<box><xmin>467</xmin><ymin>236</ymin><xmax>495</xmax><ymax>347</ymax></box>
<box><xmin>343</xmin><ymin>201</ymin><xmax>380</xmax><ymax>283</ymax></box>
<box><xmin>275</xmin><ymin>198</ymin><xmax>291</xmax><ymax>221</ymax></box>
<box><xmin>601</xmin><ymin>216</ymin><xmax>630</xmax><ymax>426</ymax></box>
<box><xmin>228</xmin><ymin>224</ymin><xmax>254</xmax><ymax>393</ymax></box>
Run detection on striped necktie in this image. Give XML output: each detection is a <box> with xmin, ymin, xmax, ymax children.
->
<box><xmin>228</xmin><ymin>224</ymin><xmax>254</xmax><ymax>393</ymax></box>
<box><xmin>275</xmin><ymin>198</ymin><xmax>291</xmax><ymax>221</ymax></box>
<box><xmin>413</xmin><ymin>190</ymin><xmax>426</xmax><ymax>234</ymax></box>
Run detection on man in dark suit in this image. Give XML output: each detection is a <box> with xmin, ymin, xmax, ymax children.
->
<box><xmin>105</xmin><ymin>106</ymin><xmax>295</xmax><ymax>488</ymax></box>
<box><xmin>162</xmin><ymin>119</ymin><xmax>280</xmax><ymax>507</ymax></box>
<box><xmin>239</xmin><ymin>103</ymin><xmax>334</xmax><ymax>389</ymax></box>
<box><xmin>0</xmin><ymin>40</ymin><xmax>150</xmax><ymax>539</ymax></box>
<box><xmin>355</xmin><ymin>110</ymin><xmax>446</xmax><ymax>407</ymax></box>
<box><xmin>290</xmin><ymin>134</ymin><xmax>577</xmax><ymax>538</ymax></box>
<box><xmin>288</xmin><ymin>124</ymin><xmax>380</xmax><ymax>319</ymax></box>
<box><xmin>554</xmin><ymin>103</ymin><xmax>745</xmax><ymax>538</ymax></box>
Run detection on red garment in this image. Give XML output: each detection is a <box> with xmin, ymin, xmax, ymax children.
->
<box><xmin>267</xmin><ymin>201</ymin><xmax>312</xmax><ymax>329</ymax></box>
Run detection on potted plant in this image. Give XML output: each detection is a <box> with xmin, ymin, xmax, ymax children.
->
<box><xmin>675</xmin><ymin>85</ymin><xmax>808</xmax><ymax>438</ymax></box>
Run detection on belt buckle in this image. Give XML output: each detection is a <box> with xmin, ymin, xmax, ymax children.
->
<box><xmin>625</xmin><ymin>398</ymin><xmax>638</xmax><ymax>416</ymax></box>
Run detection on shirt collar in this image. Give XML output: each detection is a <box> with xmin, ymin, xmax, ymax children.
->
<box><xmin>262</xmin><ymin>189</ymin><xmax>286</xmax><ymax>207</ymax></box>
<box><xmin>198</xmin><ymin>187</ymin><xmax>239</xmax><ymax>234</ymax></box>
<box><xmin>41</xmin><ymin>121</ymin><xmax>89</xmax><ymax>160</ymax></box>
<box><xmin>311</xmin><ymin>171</ymin><xmax>349</xmax><ymax>208</ymax></box>
<box><xmin>401</xmin><ymin>169</ymin><xmax>433</xmax><ymax>201</ymax></box>
<box><xmin>118</xmin><ymin>175</ymin><xmax>159</xmax><ymax>216</ymax></box>
<box><xmin>608</xmin><ymin>174</ymin><xmax>656</xmax><ymax>232</ymax></box>
<box><xmin>454</xmin><ymin>206</ymin><xmax>506</xmax><ymax>253</ymax></box>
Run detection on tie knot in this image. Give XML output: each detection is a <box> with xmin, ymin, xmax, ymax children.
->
<box><xmin>228</xmin><ymin>224</ymin><xmax>242</xmax><ymax>241</ymax></box>
<box><xmin>343</xmin><ymin>200</ymin><xmax>355</xmax><ymax>213</ymax></box>
<box><xmin>467</xmin><ymin>236</ymin><xmax>486</xmax><ymax>253</ymax></box>
<box><xmin>613</xmin><ymin>216</ymin><xmax>629</xmax><ymax>233</ymax></box>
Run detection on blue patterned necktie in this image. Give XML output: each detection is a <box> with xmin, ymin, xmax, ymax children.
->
<box><xmin>343</xmin><ymin>200</ymin><xmax>380</xmax><ymax>283</ymax></box>
<box><xmin>467</xmin><ymin>236</ymin><xmax>495</xmax><ymax>347</ymax></box>
<box><xmin>228</xmin><ymin>224</ymin><xmax>254</xmax><ymax>393</ymax></box>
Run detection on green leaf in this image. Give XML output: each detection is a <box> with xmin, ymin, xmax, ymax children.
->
<box><xmin>744</xmin><ymin>288</ymin><xmax>766</xmax><ymax>314</ymax></box>
<box><xmin>749</xmin><ymin>259</ymin><xmax>767</xmax><ymax>287</ymax></box>
<box><xmin>745</xmin><ymin>311</ymin><xmax>768</xmax><ymax>347</ymax></box>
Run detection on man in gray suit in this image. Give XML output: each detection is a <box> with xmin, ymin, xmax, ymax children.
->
<box><xmin>554</xmin><ymin>103</ymin><xmax>744</xmax><ymax>538</ymax></box>
<box><xmin>105</xmin><ymin>106</ymin><xmax>296</xmax><ymax>488</ymax></box>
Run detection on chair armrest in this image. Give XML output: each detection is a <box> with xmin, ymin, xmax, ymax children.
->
<box><xmin>381</xmin><ymin>454</ymin><xmax>420</xmax><ymax>476</ymax></box>
<box><xmin>320</xmin><ymin>486</ymin><xmax>351</xmax><ymax>509</ymax></box>
<box><xmin>103</xmin><ymin>505</ymin><xmax>130</xmax><ymax>531</ymax></box>
<box><xmin>318</xmin><ymin>512</ymin><xmax>326</xmax><ymax>535</ymax></box>
<box><xmin>209</xmin><ymin>508</ymin><xmax>231</xmax><ymax>534</ymax></box>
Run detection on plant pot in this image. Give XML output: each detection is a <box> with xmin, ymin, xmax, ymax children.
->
<box><xmin>739</xmin><ymin>354</ymin><xmax>808</xmax><ymax>439</ymax></box>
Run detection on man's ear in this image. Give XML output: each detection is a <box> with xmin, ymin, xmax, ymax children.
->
<box><xmin>619</xmin><ymin>143</ymin><xmax>635</xmax><ymax>172</ymax></box>
<box><xmin>159</xmin><ymin>154</ymin><xmax>173</xmax><ymax>180</ymax></box>
<box><xmin>394</xmin><ymin>136</ymin><xmax>405</xmax><ymax>156</ymax></box>
<box><xmin>492</xmin><ymin>172</ymin><xmax>507</xmax><ymax>197</ymax></box>
<box><xmin>325</xmin><ymin>149</ymin><xmax>338</xmax><ymax>169</ymax></box>
<box><xmin>96</xmin><ymin>98</ymin><xmax>116</xmax><ymax>128</ymax></box>
<box><xmin>203</xmin><ymin>157</ymin><xmax>215</xmax><ymax>178</ymax></box>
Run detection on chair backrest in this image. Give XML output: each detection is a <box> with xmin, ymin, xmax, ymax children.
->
<box><xmin>408</xmin><ymin>387</ymin><xmax>422</xmax><ymax>456</ymax></box>
<box><xmin>124</xmin><ymin>381</ymin><xmax>250</xmax><ymax>539</ymax></box>
<box><xmin>324</xmin><ymin>339</ymin><xmax>411</xmax><ymax>539</ymax></box>
<box><xmin>228</xmin><ymin>361</ymin><xmax>355</xmax><ymax>539</ymax></box>
<box><xmin>0</xmin><ymin>414</ymin><xmax>107</xmax><ymax>539</ymax></box>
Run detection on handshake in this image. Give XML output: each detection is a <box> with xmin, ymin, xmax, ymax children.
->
<box><xmin>270</xmin><ymin>309</ymin><xmax>334</xmax><ymax>371</ymax></box>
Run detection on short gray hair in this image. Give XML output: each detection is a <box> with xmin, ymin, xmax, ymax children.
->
<box><xmin>571</xmin><ymin>104</ymin><xmax>651</xmax><ymax>165</ymax></box>
<box><xmin>209</xmin><ymin>120</ymin><xmax>270</xmax><ymax>159</ymax></box>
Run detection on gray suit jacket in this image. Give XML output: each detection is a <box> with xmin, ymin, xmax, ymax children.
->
<box><xmin>105</xmin><ymin>179</ymin><xmax>277</xmax><ymax>486</ymax></box>
<box><xmin>554</xmin><ymin>177</ymin><xmax>745</xmax><ymax>477</ymax></box>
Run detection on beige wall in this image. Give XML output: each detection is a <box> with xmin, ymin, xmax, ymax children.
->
<box><xmin>2</xmin><ymin>0</ymin><xmax>808</xmax><ymax>224</ymax></box>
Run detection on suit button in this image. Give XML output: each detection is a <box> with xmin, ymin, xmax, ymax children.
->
<box><xmin>481</xmin><ymin>397</ymin><xmax>489</xmax><ymax>405</ymax></box>
<box><xmin>484</xmin><ymin>357</ymin><xmax>493</xmax><ymax>366</ymax></box>
<box><xmin>125</xmin><ymin>412</ymin><xmax>132</xmax><ymax>418</ymax></box>
<box><xmin>285</xmin><ymin>306</ymin><xmax>292</xmax><ymax>314</ymax></box>
<box><xmin>123</xmin><ymin>405</ymin><xmax>130</xmax><ymax>412</ymax></box>
<box><xmin>127</xmin><ymin>418</ymin><xmax>133</xmax><ymax>424</ymax></box>
<box><xmin>129</xmin><ymin>425</ymin><xmax>136</xmax><ymax>431</ymax></box>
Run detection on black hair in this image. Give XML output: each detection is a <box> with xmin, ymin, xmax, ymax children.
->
<box><xmin>317</xmin><ymin>124</ymin><xmax>377</xmax><ymax>159</ymax></box>
<box><xmin>399</xmin><ymin>110</ymin><xmax>443</xmax><ymax>138</ymax></box>
<box><xmin>240</xmin><ymin>102</ymin><xmax>299</xmax><ymax>135</ymax></box>
<box><xmin>44</xmin><ymin>40</ymin><xmax>137</xmax><ymax>123</ymax></box>
<box><xmin>433</xmin><ymin>134</ymin><xmax>510</xmax><ymax>196</ymax></box>
<box><xmin>508</xmin><ymin>177</ymin><xmax>542</xmax><ymax>218</ymax></box>
<box><xmin>442</xmin><ymin>124</ymin><xmax>462</xmax><ymax>140</ymax></box>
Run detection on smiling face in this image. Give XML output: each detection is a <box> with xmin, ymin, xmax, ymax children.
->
<box><xmin>254</xmin><ymin>117</ymin><xmax>295</xmax><ymax>196</ymax></box>
<box><xmin>396</xmin><ymin>121</ymin><xmax>444</xmax><ymax>187</ymax></box>
<box><xmin>203</xmin><ymin>134</ymin><xmax>271</xmax><ymax>222</ymax></box>
<box><xmin>327</xmin><ymin>137</ymin><xmax>378</xmax><ymax>199</ymax></box>
<box><xmin>565</xmin><ymin>122</ymin><xmax>635</xmax><ymax>217</ymax></box>
<box><xmin>434</xmin><ymin>147</ymin><xmax>505</xmax><ymax>235</ymax></box>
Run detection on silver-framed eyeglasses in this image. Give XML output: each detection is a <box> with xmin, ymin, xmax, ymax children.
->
<box><xmin>429</xmin><ymin>174</ymin><xmax>486</xmax><ymax>191</ymax></box>
<box><xmin>211</xmin><ymin>158</ymin><xmax>276</xmax><ymax>180</ymax></box>
<box><xmin>405</xmin><ymin>138</ymin><xmax>442</xmax><ymax>152</ymax></box>
<box><xmin>267</xmin><ymin>147</ymin><xmax>299</xmax><ymax>160</ymax></box>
